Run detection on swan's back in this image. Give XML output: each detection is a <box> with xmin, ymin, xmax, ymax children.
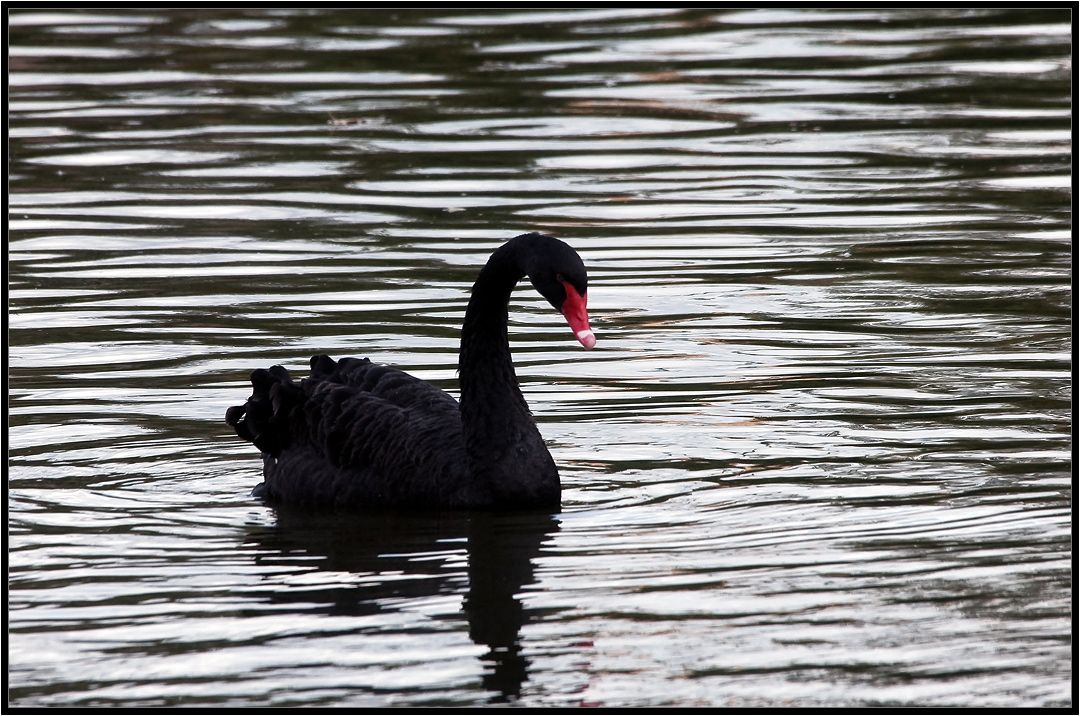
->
<box><xmin>227</xmin><ymin>354</ymin><xmax>479</xmax><ymax>509</ymax></box>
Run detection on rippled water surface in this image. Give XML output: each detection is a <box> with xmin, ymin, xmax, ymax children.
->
<box><xmin>8</xmin><ymin>8</ymin><xmax>1072</xmax><ymax>708</ymax></box>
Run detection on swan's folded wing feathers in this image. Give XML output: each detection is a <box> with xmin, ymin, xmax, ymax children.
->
<box><xmin>314</xmin><ymin>355</ymin><xmax>460</xmax><ymax>413</ymax></box>
<box><xmin>258</xmin><ymin>362</ymin><xmax>470</xmax><ymax>507</ymax></box>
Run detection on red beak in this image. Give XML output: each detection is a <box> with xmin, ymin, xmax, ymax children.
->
<box><xmin>559</xmin><ymin>280</ymin><xmax>596</xmax><ymax>350</ymax></box>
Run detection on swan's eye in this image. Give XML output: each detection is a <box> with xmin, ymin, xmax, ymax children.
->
<box><xmin>555</xmin><ymin>272</ymin><xmax>565</xmax><ymax>284</ymax></box>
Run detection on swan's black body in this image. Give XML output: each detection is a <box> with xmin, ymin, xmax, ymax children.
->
<box><xmin>225</xmin><ymin>233</ymin><xmax>593</xmax><ymax>511</ymax></box>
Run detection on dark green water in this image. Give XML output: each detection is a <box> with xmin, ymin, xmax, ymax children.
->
<box><xmin>8</xmin><ymin>8</ymin><xmax>1072</xmax><ymax>707</ymax></box>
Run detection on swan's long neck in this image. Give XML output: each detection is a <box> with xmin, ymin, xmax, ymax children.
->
<box><xmin>458</xmin><ymin>240</ymin><xmax>559</xmax><ymax>508</ymax></box>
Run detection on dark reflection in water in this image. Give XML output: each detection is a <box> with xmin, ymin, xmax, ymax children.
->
<box><xmin>245</xmin><ymin>508</ymin><xmax>559</xmax><ymax>703</ymax></box>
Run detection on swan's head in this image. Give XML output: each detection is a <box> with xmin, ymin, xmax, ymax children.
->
<box><xmin>519</xmin><ymin>233</ymin><xmax>596</xmax><ymax>350</ymax></box>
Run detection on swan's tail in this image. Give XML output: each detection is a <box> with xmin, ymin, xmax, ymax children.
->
<box><xmin>225</xmin><ymin>364</ymin><xmax>301</xmax><ymax>456</ymax></box>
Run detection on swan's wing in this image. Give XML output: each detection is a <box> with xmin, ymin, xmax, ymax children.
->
<box><xmin>298</xmin><ymin>357</ymin><xmax>464</xmax><ymax>470</ymax></box>
<box><xmin>226</xmin><ymin>355</ymin><xmax>460</xmax><ymax>456</ymax></box>
<box><xmin>226</xmin><ymin>355</ymin><xmax>472</xmax><ymax>508</ymax></box>
<box><xmin>308</xmin><ymin>354</ymin><xmax>460</xmax><ymax>414</ymax></box>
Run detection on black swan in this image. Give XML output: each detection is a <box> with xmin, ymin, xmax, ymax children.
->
<box><xmin>225</xmin><ymin>232</ymin><xmax>594</xmax><ymax>511</ymax></box>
